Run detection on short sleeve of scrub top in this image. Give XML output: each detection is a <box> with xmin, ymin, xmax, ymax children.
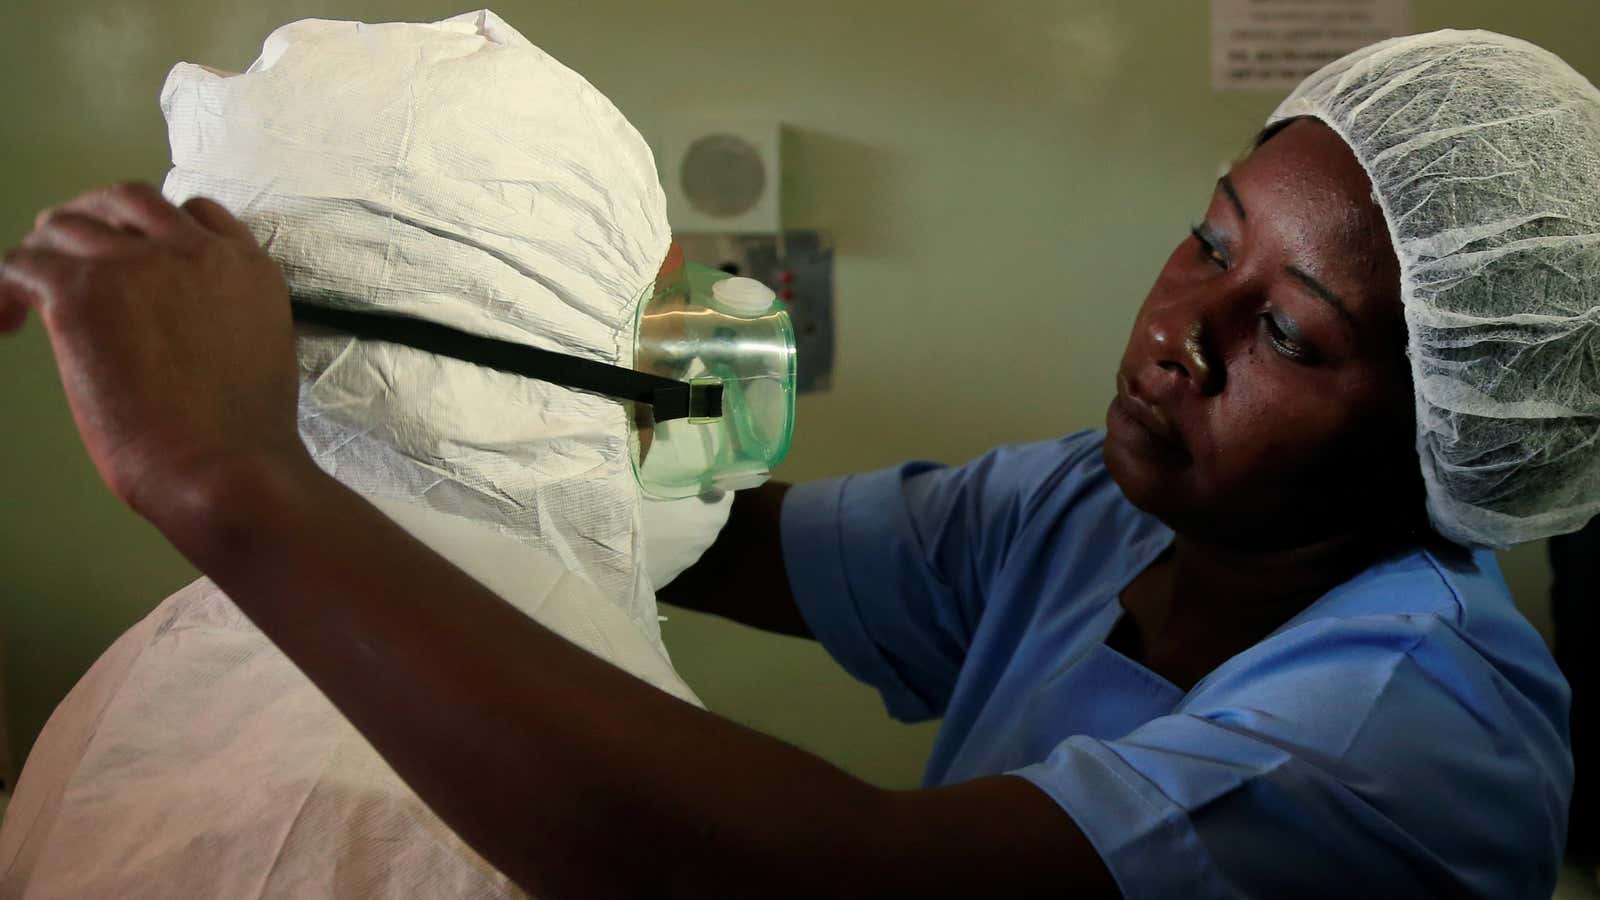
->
<box><xmin>780</xmin><ymin>430</ymin><xmax>1573</xmax><ymax>900</ymax></box>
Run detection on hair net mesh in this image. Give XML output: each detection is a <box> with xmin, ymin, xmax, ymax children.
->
<box><xmin>1269</xmin><ymin>29</ymin><xmax>1600</xmax><ymax>547</ymax></box>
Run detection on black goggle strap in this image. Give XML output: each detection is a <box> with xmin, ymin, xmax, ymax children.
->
<box><xmin>289</xmin><ymin>301</ymin><xmax>722</xmax><ymax>422</ymax></box>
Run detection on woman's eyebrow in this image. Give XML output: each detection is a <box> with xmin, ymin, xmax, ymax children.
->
<box><xmin>1217</xmin><ymin>173</ymin><xmax>1357</xmax><ymax>329</ymax></box>
<box><xmin>1218</xmin><ymin>175</ymin><xmax>1247</xmax><ymax>220</ymax></box>
<box><xmin>1285</xmin><ymin>264</ymin><xmax>1356</xmax><ymax>326</ymax></box>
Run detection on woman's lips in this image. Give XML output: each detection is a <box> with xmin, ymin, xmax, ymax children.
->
<box><xmin>1112</xmin><ymin>374</ymin><xmax>1188</xmax><ymax>455</ymax></box>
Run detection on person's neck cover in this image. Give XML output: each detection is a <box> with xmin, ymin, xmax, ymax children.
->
<box><xmin>159</xmin><ymin>10</ymin><xmax>672</xmax><ymax>640</ymax></box>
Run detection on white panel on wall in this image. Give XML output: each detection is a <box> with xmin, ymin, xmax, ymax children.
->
<box><xmin>657</xmin><ymin>118</ymin><xmax>781</xmax><ymax>233</ymax></box>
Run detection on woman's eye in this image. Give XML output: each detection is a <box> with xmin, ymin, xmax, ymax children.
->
<box><xmin>1190</xmin><ymin>223</ymin><xmax>1228</xmax><ymax>269</ymax></box>
<box><xmin>1259</xmin><ymin>312</ymin><xmax>1318</xmax><ymax>364</ymax></box>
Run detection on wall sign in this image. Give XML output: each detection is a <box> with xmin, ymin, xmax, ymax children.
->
<box><xmin>1212</xmin><ymin>0</ymin><xmax>1413</xmax><ymax>91</ymax></box>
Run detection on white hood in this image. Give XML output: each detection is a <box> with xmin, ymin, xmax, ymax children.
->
<box><xmin>159</xmin><ymin>9</ymin><xmax>672</xmax><ymax>638</ymax></box>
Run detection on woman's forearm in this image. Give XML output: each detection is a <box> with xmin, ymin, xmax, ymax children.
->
<box><xmin>3</xmin><ymin>183</ymin><xmax>1108</xmax><ymax>899</ymax></box>
<box><xmin>161</xmin><ymin>459</ymin><xmax>882</xmax><ymax>896</ymax></box>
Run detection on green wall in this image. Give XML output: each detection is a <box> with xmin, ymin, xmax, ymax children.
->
<box><xmin>2</xmin><ymin>0</ymin><xmax>1594</xmax><ymax>789</ymax></box>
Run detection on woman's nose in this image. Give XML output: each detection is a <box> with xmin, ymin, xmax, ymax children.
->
<box><xmin>1146</xmin><ymin>309</ymin><xmax>1222</xmax><ymax>397</ymax></box>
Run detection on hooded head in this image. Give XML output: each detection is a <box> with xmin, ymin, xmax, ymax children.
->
<box><xmin>160</xmin><ymin>10</ymin><xmax>675</xmax><ymax>636</ymax></box>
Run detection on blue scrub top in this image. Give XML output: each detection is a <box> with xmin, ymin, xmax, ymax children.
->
<box><xmin>781</xmin><ymin>430</ymin><xmax>1572</xmax><ymax>900</ymax></box>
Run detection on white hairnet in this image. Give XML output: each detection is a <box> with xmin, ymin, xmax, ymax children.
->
<box><xmin>159</xmin><ymin>11</ymin><xmax>672</xmax><ymax>633</ymax></box>
<box><xmin>1269</xmin><ymin>30</ymin><xmax>1600</xmax><ymax>547</ymax></box>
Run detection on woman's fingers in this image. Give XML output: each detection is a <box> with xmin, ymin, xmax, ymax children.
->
<box><xmin>0</xmin><ymin>249</ymin><xmax>42</xmax><ymax>333</ymax></box>
<box><xmin>180</xmin><ymin>196</ymin><xmax>256</xmax><ymax>242</ymax></box>
<box><xmin>24</xmin><ymin>210</ymin><xmax>139</xmax><ymax>258</ymax></box>
<box><xmin>30</xmin><ymin>184</ymin><xmax>254</xmax><ymax>257</ymax></box>
<box><xmin>5</xmin><ymin>191</ymin><xmax>153</xmax><ymax>334</ymax></box>
<box><xmin>0</xmin><ymin>245</ymin><xmax>84</xmax><ymax>334</ymax></box>
<box><xmin>50</xmin><ymin>181</ymin><xmax>187</xmax><ymax>238</ymax></box>
<box><xmin>0</xmin><ymin>246</ymin><xmax>78</xmax><ymax>314</ymax></box>
<box><xmin>0</xmin><ymin>296</ymin><xmax>26</xmax><ymax>334</ymax></box>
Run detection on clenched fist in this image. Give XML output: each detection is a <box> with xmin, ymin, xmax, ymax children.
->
<box><xmin>0</xmin><ymin>182</ymin><xmax>311</xmax><ymax>532</ymax></box>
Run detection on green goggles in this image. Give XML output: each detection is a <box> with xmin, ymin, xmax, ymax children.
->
<box><xmin>289</xmin><ymin>262</ymin><xmax>796</xmax><ymax>500</ymax></box>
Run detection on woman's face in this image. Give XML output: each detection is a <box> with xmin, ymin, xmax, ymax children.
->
<box><xmin>1105</xmin><ymin>118</ymin><xmax>1416</xmax><ymax>551</ymax></box>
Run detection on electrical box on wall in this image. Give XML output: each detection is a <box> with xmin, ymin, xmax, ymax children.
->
<box><xmin>658</xmin><ymin>119</ymin><xmax>781</xmax><ymax>233</ymax></box>
<box><xmin>676</xmin><ymin>231</ymin><xmax>834</xmax><ymax>393</ymax></box>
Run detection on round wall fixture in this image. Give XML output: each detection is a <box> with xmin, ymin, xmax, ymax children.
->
<box><xmin>680</xmin><ymin>133</ymin><xmax>767</xmax><ymax>219</ymax></box>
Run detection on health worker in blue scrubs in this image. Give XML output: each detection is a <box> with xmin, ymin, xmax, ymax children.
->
<box><xmin>670</xmin><ymin>30</ymin><xmax>1592</xmax><ymax>899</ymax></box>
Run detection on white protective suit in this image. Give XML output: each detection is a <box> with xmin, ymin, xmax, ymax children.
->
<box><xmin>0</xmin><ymin>11</ymin><xmax>730</xmax><ymax>898</ymax></box>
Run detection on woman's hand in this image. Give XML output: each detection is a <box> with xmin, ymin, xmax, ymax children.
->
<box><xmin>0</xmin><ymin>182</ymin><xmax>310</xmax><ymax>531</ymax></box>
